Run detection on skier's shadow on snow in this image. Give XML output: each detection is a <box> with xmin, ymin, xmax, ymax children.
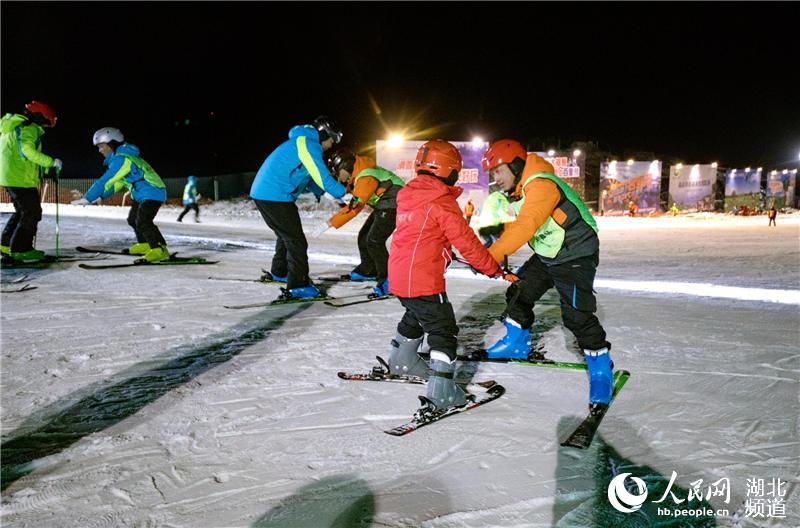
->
<box><xmin>0</xmin><ymin>304</ymin><xmax>313</xmax><ymax>491</ymax></box>
<box><xmin>252</xmin><ymin>475</ymin><xmax>376</xmax><ymax>527</ymax></box>
<box><xmin>553</xmin><ymin>416</ymin><xmax>717</xmax><ymax>527</ymax></box>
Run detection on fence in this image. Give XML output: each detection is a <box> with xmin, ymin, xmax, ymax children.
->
<box><xmin>1</xmin><ymin>172</ymin><xmax>257</xmax><ymax>205</ymax></box>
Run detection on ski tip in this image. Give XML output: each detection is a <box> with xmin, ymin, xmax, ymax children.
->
<box><xmin>336</xmin><ymin>371</ymin><xmax>348</xmax><ymax>379</ymax></box>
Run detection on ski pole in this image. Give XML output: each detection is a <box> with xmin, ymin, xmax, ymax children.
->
<box><xmin>55</xmin><ymin>167</ymin><xmax>61</xmax><ymax>258</ymax></box>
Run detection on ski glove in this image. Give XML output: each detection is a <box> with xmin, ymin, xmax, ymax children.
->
<box><xmin>71</xmin><ymin>198</ymin><xmax>90</xmax><ymax>206</ymax></box>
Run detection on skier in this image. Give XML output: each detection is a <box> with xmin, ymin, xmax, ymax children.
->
<box><xmin>386</xmin><ymin>140</ymin><xmax>513</xmax><ymax>412</ymax></box>
<box><xmin>325</xmin><ymin>148</ymin><xmax>405</xmax><ymax>297</ymax></box>
<box><xmin>628</xmin><ymin>200</ymin><xmax>638</xmax><ymax>217</ymax></box>
<box><xmin>480</xmin><ymin>139</ymin><xmax>614</xmax><ymax>410</ymax></box>
<box><xmin>463</xmin><ymin>198</ymin><xmax>475</xmax><ymax>224</ymax></box>
<box><xmin>249</xmin><ymin>116</ymin><xmax>346</xmax><ymax>300</ymax></box>
<box><xmin>767</xmin><ymin>205</ymin><xmax>777</xmax><ymax>226</ymax></box>
<box><xmin>71</xmin><ymin>127</ymin><xmax>170</xmax><ymax>262</ymax></box>
<box><xmin>177</xmin><ymin>175</ymin><xmax>200</xmax><ymax>223</ymax></box>
<box><xmin>0</xmin><ymin>101</ymin><xmax>62</xmax><ymax>262</ymax></box>
<box><xmin>670</xmin><ymin>203</ymin><xmax>679</xmax><ymax>216</ymax></box>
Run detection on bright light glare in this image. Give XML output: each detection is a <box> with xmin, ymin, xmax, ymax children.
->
<box><xmin>757</xmin><ymin>167</ymin><xmax>763</xmax><ymax>172</ymax></box>
<box><xmin>547</xmin><ymin>149</ymin><xmax>556</xmax><ymax>156</ymax></box>
<box><xmin>573</xmin><ymin>149</ymin><xmax>582</xmax><ymax>157</ymax></box>
<box><xmin>711</xmin><ymin>162</ymin><xmax>718</xmax><ymax>168</ymax></box>
<box><xmin>627</xmin><ymin>159</ymin><xmax>634</xmax><ymax>165</ymax></box>
<box><xmin>745</xmin><ymin>167</ymin><xmax>751</xmax><ymax>172</ymax></box>
<box><xmin>387</xmin><ymin>134</ymin><xmax>404</xmax><ymax>148</ymax></box>
<box><xmin>471</xmin><ymin>137</ymin><xmax>484</xmax><ymax>149</ymax></box>
<box><xmin>676</xmin><ymin>163</ymin><xmax>683</xmax><ymax>170</ymax></box>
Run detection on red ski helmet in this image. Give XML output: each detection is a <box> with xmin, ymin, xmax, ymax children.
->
<box><xmin>481</xmin><ymin>139</ymin><xmax>526</xmax><ymax>172</ymax></box>
<box><xmin>414</xmin><ymin>140</ymin><xmax>462</xmax><ymax>180</ymax></box>
<box><xmin>24</xmin><ymin>100</ymin><xmax>58</xmax><ymax>127</ymax></box>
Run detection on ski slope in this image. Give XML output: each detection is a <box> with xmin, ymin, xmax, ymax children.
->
<box><xmin>1</xmin><ymin>200</ymin><xmax>798</xmax><ymax>527</ymax></box>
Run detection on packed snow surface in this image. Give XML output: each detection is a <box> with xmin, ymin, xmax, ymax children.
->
<box><xmin>1</xmin><ymin>198</ymin><xmax>798</xmax><ymax>527</ymax></box>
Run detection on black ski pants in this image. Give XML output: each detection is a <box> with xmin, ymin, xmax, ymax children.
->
<box><xmin>505</xmin><ymin>252</ymin><xmax>610</xmax><ymax>351</ymax></box>
<box><xmin>178</xmin><ymin>203</ymin><xmax>199</xmax><ymax>221</ymax></box>
<box><xmin>127</xmin><ymin>200</ymin><xmax>166</xmax><ymax>247</ymax></box>
<box><xmin>397</xmin><ymin>293</ymin><xmax>459</xmax><ymax>360</ymax></box>
<box><xmin>353</xmin><ymin>208</ymin><xmax>396</xmax><ymax>282</ymax></box>
<box><xmin>254</xmin><ymin>199</ymin><xmax>310</xmax><ymax>289</ymax></box>
<box><xmin>1</xmin><ymin>187</ymin><xmax>42</xmax><ymax>252</ymax></box>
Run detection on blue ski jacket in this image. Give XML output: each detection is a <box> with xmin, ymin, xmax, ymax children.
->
<box><xmin>250</xmin><ymin>125</ymin><xmax>345</xmax><ymax>202</ymax></box>
<box><xmin>85</xmin><ymin>143</ymin><xmax>167</xmax><ymax>203</ymax></box>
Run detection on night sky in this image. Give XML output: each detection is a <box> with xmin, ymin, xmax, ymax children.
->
<box><xmin>2</xmin><ymin>2</ymin><xmax>798</xmax><ymax>180</ymax></box>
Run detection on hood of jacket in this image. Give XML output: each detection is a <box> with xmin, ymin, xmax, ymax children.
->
<box><xmin>287</xmin><ymin>124</ymin><xmax>321</xmax><ymax>143</ymax></box>
<box><xmin>1</xmin><ymin>113</ymin><xmax>38</xmax><ymax>134</ymax></box>
<box><xmin>105</xmin><ymin>142</ymin><xmax>140</xmax><ymax>166</ymax></box>
<box><xmin>398</xmin><ymin>173</ymin><xmax>463</xmax><ymax>210</ymax></box>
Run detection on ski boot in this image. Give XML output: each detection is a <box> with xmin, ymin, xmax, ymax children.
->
<box><xmin>585</xmin><ymin>347</ymin><xmax>613</xmax><ymax>409</ymax></box>
<box><xmin>126</xmin><ymin>242</ymin><xmax>151</xmax><ymax>255</ymax></box>
<box><xmin>279</xmin><ymin>284</ymin><xmax>323</xmax><ymax>300</ymax></box>
<box><xmin>10</xmin><ymin>249</ymin><xmax>46</xmax><ymax>262</ymax></box>
<box><xmin>485</xmin><ymin>318</ymin><xmax>531</xmax><ymax>359</ymax></box>
<box><xmin>261</xmin><ymin>271</ymin><xmax>287</xmax><ymax>283</ymax></box>
<box><xmin>144</xmin><ymin>245</ymin><xmax>170</xmax><ymax>263</ymax></box>
<box><xmin>176</xmin><ymin>217</ymin><xmax>183</xmax><ymax>223</ymax></box>
<box><xmin>349</xmin><ymin>270</ymin><xmax>376</xmax><ymax>281</ymax></box>
<box><xmin>422</xmin><ymin>351</ymin><xmax>469</xmax><ymax>411</ymax></box>
<box><xmin>379</xmin><ymin>333</ymin><xmax>428</xmax><ymax>379</ymax></box>
<box><xmin>370</xmin><ymin>278</ymin><xmax>390</xmax><ymax>298</ymax></box>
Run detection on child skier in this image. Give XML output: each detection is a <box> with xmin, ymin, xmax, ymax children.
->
<box><xmin>72</xmin><ymin>127</ymin><xmax>170</xmax><ymax>262</ymax></box>
<box><xmin>177</xmin><ymin>175</ymin><xmax>200</xmax><ymax>223</ymax></box>
<box><xmin>325</xmin><ymin>149</ymin><xmax>405</xmax><ymax>297</ymax></box>
<box><xmin>385</xmin><ymin>140</ymin><xmax>512</xmax><ymax>412</ymax></box>
<box><xmin>480</xmin><ymin>139</ymin><xmax>613</xmax><ymax>412</ymax></box>
<box><xmin>0</xmin><ymin>101</ymin><xmax>62</xmax><ymax>262</ymax></box>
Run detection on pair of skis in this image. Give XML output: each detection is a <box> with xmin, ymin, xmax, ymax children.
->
<box><xmin>0</xmin><ymin>252</ymin><xmax>107</xmax><ymax>269</ymax></box>
<box><xmin>74</xmin><ymin>246</ymin><xmax>217</xmax><ymax>269</ymax></box>
<box><xmin>339</xmin><ymin>352</ymin><xmax>630</xmax><ymax>447</ymax></box>
<box><xmin>1</xmin><ymin>274</ymin><xmax>36</xmax><ymax>292</ymax></box>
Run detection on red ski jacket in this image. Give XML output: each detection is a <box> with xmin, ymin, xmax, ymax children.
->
<box><xmin>389</xmin><ymin>174</ymin><xmax>502</xmax><ymax>298</ymax></box>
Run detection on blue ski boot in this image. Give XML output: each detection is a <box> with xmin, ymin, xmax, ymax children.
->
<box><xmin>424</xmin><ymin>351</ymin><xmax>468</xmax><ymax>410</ymax></box>
<box><xmin>261</xmin><ymin>271</ymin><xmax>287</xmax><ymax>283</ymax></box>
<box><xmin>287</xmin><ymin>285</ymin><xmax>323</xmax><ymax>299</ymax></box>
<box><xmin>585</xmin><ymin>347</ymin><xmax>613</xmax><ymax>405</ymax></box>
<box><xmin>349</xmin><ymin>270</ymin><xmax>376</xmax><ymax>281</ymax></box>
<box><xmin>371</xmin><ymin>278</ymin><xmax>390</xmax><ymax>298</ymax></box>
<box><xmin>485</xmin><ymin>318</ymin><xmax>531</xmax><ymax>359</ymax></box>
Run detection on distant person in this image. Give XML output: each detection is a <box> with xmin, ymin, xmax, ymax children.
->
<box><xmin>464</xmin><ymin>198</ymin><xmax>475</xmax><ymax>224</ymax></box>
<box><xmin>768</xmin><ymin>205</ymin><xmax>777</xmax><ymax>226</ymax></box>
<box><xmin>325</xmin><ymin>148</ymin><xmax>404</xmax><ymax>297</ymax></box>
<box><xmin>481</xmin><ymin>138</ymin><xmax>614</xmax><ymax>411</ymax></box>
<box><xmin>249</xmin><ymin>116</ymin><xmax>346</xmax><ymax>300</ymax></box>
<box><xmin>177</xmin><ymin>175</ymin><xmax>200</xmax><ymax>223</ymax></box>
<box><xmin>72</xmin><ymin>127</ymin><xmax>170</xmax><ymax>262</ymax></box>
<box><xmin>0</xmin><ymin>101</ymin><xmax>61</xmax><ymax>263</ymax></box>
<box><xmin>670</xmin><ymin>203</ymin><xmax>679</xmax><ymax>216</ymax></box>
<box><xmin>628</xmin><ymin>200</ymin><xmax>638</xmax><ymax>217</ymax></box>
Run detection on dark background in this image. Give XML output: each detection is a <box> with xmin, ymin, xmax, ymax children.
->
<box><xmin>2</xmin><ymin>2</ymin><xmax>798</xmax><ymax>179</ymax></box>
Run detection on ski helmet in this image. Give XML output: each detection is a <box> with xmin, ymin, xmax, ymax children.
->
<box><xmin>415</xmin><ymin>140</ymin><xmax>462</xmax><ymax>183</ymax></box>
<box><xmin>24</xmin><ymin>100</ymin><xmax>58</xmax><ymax>127</ymax></box>
<box><xmin>92</xmin><ymin>127</ymin><xmax>125</xmax><ymax>146</ymax></box>
<box><xmin>482</xmin><ymin>139</ymin><xmax>527</xmax><ymax>172</ymax></box>
<box><xmin>326</xmin><ymin>149</ymin><xmax>356</xmax><ymax>176</ymax></box>
<box><xmin>313</xmin><ymin>116</ymin><xmax>343</xmax><ymax>144</ymax></box>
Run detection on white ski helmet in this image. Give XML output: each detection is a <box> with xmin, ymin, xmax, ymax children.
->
<box><xmin>92</xmin><ymin>127</ymin><xmax>124</xmax><ymax>146</ymax></box>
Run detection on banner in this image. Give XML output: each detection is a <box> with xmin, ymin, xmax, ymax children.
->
<box><xmin>376</xmin><ymin>140</ymin><xmax>491</xmax><ymax>210</ymax></box>
<box><xmin>668</xmin><ymin>164</ymin><xmax>719</xmax><ymax>212</ymax></box>
<box><xmin>766</xmin><ymin>169</ymin><xmax>797</xmax><ymax>209</ymax></box>
<box><xmin>724</xmin><ymin>169</ymin><xmax>762</xmax><ymax>213</ymax></box>
<box><xmin>599</xmin><ymin>160</ymin><xmax>662</xmax><ymax>215</ymax></box>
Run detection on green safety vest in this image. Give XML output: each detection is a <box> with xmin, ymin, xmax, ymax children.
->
<box><xmin>477</xmin><ymin>191</ymin><xmax>515</xmax><ymax>228</ymax></box>
<box><xmin>354</xmin><ymin>166</ymin><xmax>405</xmax><ymax>207</ymax></box>
<box><xmin>512</xmin><ymin>172</ymin><xmax>597</xmax><ymax>258</ymax></box>
<box><xmin>108</xmin><ymin>153</ymin><xmax>166</xmax><ymax>193</ymax></box>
